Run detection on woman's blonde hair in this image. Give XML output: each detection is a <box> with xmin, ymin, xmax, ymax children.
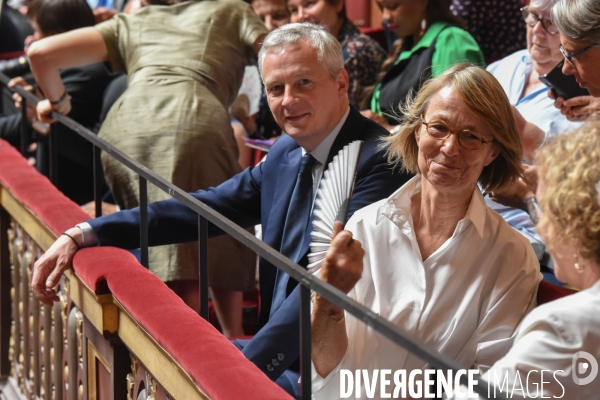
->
<box><xmin>385</xmin><ymin>63</ymin><xmax>523</xmax><ymax>192</ymax></box>
<box><xmin>536</xmin><ymin>121</ymin><xmax>600</xmax><ymax>264</ymax></box>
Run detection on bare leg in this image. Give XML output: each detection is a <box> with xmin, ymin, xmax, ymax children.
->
<box><xmin>166</xmin><ymin>279</ymin><xmax>200</xmax><ymax>311</ymax></box>
<box><xmin>166</xmin><ymin>280</ymin><xmax>244</xmax><ymax>338</ymax></box>
<box><xmin>210</xmin><ymin>287</ymin><xmax>244</xmax><ymax>338</ymax></box>
<box><xmin>232</xmin><ymin>123</ymin><xmax>252</xmax><ymax>169</ymax></box>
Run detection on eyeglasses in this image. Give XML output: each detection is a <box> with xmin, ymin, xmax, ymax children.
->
<box><xmin>559</xmin><ymin>43</ymin><xmax>600</xmax><ymax>67</ymax></box>
<box><xmin>420</xmin><ymin>116</ymin><xmax>494</xmax><ymax>150</ymax></box>
<box><xmin>520</xmin><ymin>7</ymin><xmax>558</xmax><ymax>35</ymax></box>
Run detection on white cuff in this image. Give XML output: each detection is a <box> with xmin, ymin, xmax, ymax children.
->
<box><xmin>75</xmin><ymin>222</ymin><xmax>99</xmax><ymax>247</ymax></box>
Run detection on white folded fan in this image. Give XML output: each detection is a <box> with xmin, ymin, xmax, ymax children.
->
<box><xmin>307</xmin><ymin>140</ymin><xmax>363</xmax><ymax>272</ymax></box>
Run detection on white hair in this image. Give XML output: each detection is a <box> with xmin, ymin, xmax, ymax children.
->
<box><xmin>552</xmin><ymin>0</ymin><xmax>600</xmax><ymax>44</ymax></box>
<box><xmin>257</xmin><ymin>22</ymin><xmax>344</xmax><ymax>82</ymax></box>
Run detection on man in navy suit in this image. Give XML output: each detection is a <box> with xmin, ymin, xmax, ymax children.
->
<box><xmin>32</xmin><ymin>23</ymin><xmax>409</xmax><ymax>397</ymax></box>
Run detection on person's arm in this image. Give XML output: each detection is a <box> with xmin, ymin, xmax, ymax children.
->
<box><xmin>453</xmin><ymin>240</ymin><xmax>541</xmax><ymax>371</ymax></box>
<box><xmin>31</xmin><ymin>161</ymin><xmax>266</xmax><ymax>305</ymax></box>
<box><xmin>474</xmin><ymin>309</ymin><xmax>579</xmax><ymax>399</ymax></box>
<box><xmin>311</xmin><ymin>222</ymin><xmax>364</xmax><ymax>377</ymax></box>
<box><xmin>252</xmin><ymin>33</ymin><xmax>266</xmax><ymax>59</ymax></box>
<box><xmin>31</xmin><ymin>226</ymin><xmax>83</xmax><ymax>306</ymax></box>
<box><xmin>512</xmin><ymin>106</ymin><xmax>545</xmax><ymax>163</ymax></box>
<box><xmin>27</xmin><ymin>27</ymin><xmax>109</xmax><ymax>122</ymax></box>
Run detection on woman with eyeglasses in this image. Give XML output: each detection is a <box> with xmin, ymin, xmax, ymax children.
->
<box><xmin>487</xmin><ymin>0</ymin><xmax>580</xmax><ymax>139</ymax></box>
<box><xmin>550</xmin><ymin>0</ymin><xmax>600</xmax><ymax>122</ymax></box>
<box><xmin>483</xmin><ymin>0</ymin><xmax>580</xmax><ymax>250</ymax></box>
<box><xmin>310</xmin><ymin>64</ymin><xmax>541</xmax><ymax>399</ymax></box>
<box><xmin>465</xmin><ymin>122</ymin><xmax>600</xmax><ymax>399</ymax></box>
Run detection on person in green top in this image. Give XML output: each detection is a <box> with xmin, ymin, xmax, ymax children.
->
<box><xmin>361</xmin><ymin>0</ymin><xmax>484</xmax><ymax>131</ymax></box>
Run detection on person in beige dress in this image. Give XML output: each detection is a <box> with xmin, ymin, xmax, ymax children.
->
<box><xmin>27</xmin><ymin>0</ymin><xmax>268</xmax><ymax>337</ymax></box>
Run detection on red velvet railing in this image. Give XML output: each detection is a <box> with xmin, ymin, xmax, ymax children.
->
<box><xmin>0</xmin><ymin>138</ymin><xmax>290</xmax><ymax>399</ymax></box>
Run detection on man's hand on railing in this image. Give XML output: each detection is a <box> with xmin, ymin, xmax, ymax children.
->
<box><xmin>32</xmin><ymin>227</ymin><xmax>82</xmax><ymax>306</ymax></box>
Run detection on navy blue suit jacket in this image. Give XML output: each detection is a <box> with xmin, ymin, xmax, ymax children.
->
<box><xmin>88</xmin><ymin>106</ymin><xmax>410</xmax><ymax>380</ymax></box>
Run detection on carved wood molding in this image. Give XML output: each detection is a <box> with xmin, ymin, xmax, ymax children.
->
<box><xmin>1</xmin><ymin>187</ymin><xmax>209</xmax><ymax>400</ymax></box>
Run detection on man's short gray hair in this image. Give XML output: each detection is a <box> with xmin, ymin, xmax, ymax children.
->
<box><xmin>258</xmin><ymin>22</ymin><xmax>344</xmax><ymax>82</ymax></box>
<box><xmin>552</xmin><ymin>0</ymin><xmax>600</xmax><ymax>44</ymax></box>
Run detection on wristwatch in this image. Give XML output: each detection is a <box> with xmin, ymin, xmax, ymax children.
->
<box><xmin>524</xmin><ymin>197</ymin><xmax>541</xmax><ymax>224</ymax></box>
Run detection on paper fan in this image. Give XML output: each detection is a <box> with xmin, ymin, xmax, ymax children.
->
<box><xmin>307</xmin><ymin>140</ymin><xmax>363</xmax><ymax>271</ymax></box>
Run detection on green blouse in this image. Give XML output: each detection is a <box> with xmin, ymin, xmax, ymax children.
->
<box><xmin>371</xmin><ymin>21</ymin><xmax>484</xmax><ymax>114</ymax></box>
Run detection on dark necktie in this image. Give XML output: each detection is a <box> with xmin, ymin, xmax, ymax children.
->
<box><xmin>270</xmin><ymin>153</ymin><xmax>318</xmax><ymax>317</ymax></box>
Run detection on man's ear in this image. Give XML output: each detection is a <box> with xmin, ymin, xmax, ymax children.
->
<box><xmin>337</xmin><ymin>68</ymin><xmax>349</xmax><ymax>96</ymax></box>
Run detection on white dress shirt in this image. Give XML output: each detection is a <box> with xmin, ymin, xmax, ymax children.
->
<box><xmin>312</xmin><ymin>176</ymin><xmax>542</xmax><ymax>399</ymax></box>
<box><xmin>477</xmin><ymin>279</ymin><xmax>600</xmax><ymax>399</ymax></box>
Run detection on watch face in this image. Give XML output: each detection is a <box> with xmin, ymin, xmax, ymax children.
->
<box><xmin>525</xmin><ymin>197</ymin><xmax>541</xmax><ymax>225</ymax></box>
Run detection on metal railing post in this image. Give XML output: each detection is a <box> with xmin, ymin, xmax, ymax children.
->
<box><xmin>48</xmin><ymin>124</ymin><xmax>58</xmax><ymax>186</ymax></box>
<box><xmin>300</xmin><ymin>284</ymin><xmax>312</xmax><ymax>400</ymax></box>
<box><xmin>93</xmin><ymin>145</ymin><xmax>102</xmax><ymax>217</ymax></box>
<box><xmin>20</xmin><ymin>98</ymin><xmax>27</xmax><ymax>156</ymax></box>
<box><xmin>198</xmin><ymin>216</ymin><xmax>209</xmax><ymax>320</ymax></box>
<box><xmin>139</xmin><ymin>177</ymin><xmax>148</xmax><ymax>268</ymax></box>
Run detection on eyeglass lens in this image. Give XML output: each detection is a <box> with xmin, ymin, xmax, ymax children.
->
<box><xmin>424</xmin><ymin>121</ymin><xmax>486</xmax><ymax>150</ymax></box>
<box><xmin>559</xmin><ymin>45</ymin><xmax>575</xmax><ymax>66</ymax></box>
<box><xmin>521</xmin><ymin>8</ymin><xmax>558</xmax><ymax>34</ymax></box>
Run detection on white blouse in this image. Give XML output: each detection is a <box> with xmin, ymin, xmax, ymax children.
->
<box><xmin>479</xmin><ymin>279</ymin><xmax>600</xmax><ymax>399</ymax></box>
<box><xmin>312</xmin><ymin>176</ymin><xmax>542</xmax><ymax>399</ymax></box>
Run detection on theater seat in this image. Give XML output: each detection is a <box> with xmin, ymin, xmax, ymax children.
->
<box><xmin>537</xmin><ymin>280</ymin><xmax>576</xmax><ymax>305</ymax></box>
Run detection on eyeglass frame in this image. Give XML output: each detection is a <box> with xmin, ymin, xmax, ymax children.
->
<box><xmin>559</xmin><ymin>43</ymin><xmax>600</xmax><ymax>67</ymax></box>
<box><xmin>520</xmin><ymin>7</ymin><xmax>559</xmax><ymax>35</ymax></box>
<box><xmin>419</xmin><ymin>115</ymin><xmax>495</xmax><ymax>150</ymax></box>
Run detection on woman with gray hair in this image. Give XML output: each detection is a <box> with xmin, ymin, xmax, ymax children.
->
<box><xmin>488</xmin><ymin>0</ymin><xmax>580</xmax><ymax>138</ymax></box>
<box><xmin>551</xmin><ymin>0</ymin><xmax>600</xmax><ymax>121</ymax></box>
<box><xmin>311</xmin><ymin>64</ymin><xmax>541</xmax><ymax>399</ymax></box>
<box><xmin>484</xmin><ymin>0</ymin><xmax>580</xmax><ymax>251</ymax></box>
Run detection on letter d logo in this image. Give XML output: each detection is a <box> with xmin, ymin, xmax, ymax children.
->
<box><xmin>572</xmin><ymin>351</ymin><xmax>598</xmax><ymax>385</ymax></box>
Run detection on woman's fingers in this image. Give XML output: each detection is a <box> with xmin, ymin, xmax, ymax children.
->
<box><xmin>36</xmin><ymin>100</ymin><xmax>57</xmax><ymax>124</ymax></box>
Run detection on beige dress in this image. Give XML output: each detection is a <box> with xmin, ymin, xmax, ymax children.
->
<box><xmin>95</xmin><ymin>0</ymin><xmax>268</xmax><ymax>288</ymax></box>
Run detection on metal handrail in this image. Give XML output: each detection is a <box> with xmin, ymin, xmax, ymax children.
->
<box><xmin>0</xmin><ymin>71</ymin><xmax>504</xmax><ymax>400</ymax></box>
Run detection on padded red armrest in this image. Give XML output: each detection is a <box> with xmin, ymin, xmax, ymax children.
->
<box><xmin>73</xmin><ymin>248</ymin><xmax>291</xmax><ymax>399</ymax></box>
<box><xmin>0</xmin><ymin>139</ymin><xmax>90</xmax><ymax>233</ymax></box>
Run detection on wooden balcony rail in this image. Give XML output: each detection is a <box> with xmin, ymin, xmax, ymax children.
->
<box><xmin>0</xmin><ymin>139</ymin><xmax>291</xmax><ymax>400</ymax></box>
